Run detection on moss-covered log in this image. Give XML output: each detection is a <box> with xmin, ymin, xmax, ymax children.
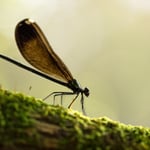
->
<box><xmin>0</xmin><ymin>88</ymin><xmax>150</xmax><ymax>150</ymax></box>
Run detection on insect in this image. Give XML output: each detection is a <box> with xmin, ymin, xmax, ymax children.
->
<box><xmin>0</xmin><ymin>18</ymin><xmax>89</xmax><ymax>114</ymax></box>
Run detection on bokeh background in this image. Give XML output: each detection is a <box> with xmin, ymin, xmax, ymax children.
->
<box><xmin>0</xmin><ymin>0</ymin><xmax>150</xmax><ymax>126</ymax></box>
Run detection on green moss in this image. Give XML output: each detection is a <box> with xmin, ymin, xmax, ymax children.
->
<box><xmin>0</xmin><ymin>88</ymin><xmax>150</xmax><ymax>150</ymax></box>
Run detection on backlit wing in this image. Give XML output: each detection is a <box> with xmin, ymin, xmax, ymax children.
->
<box><xmin>15</xmin><ymin>18</ymin><xmax>73</xmax><ymax>83</ymax></box>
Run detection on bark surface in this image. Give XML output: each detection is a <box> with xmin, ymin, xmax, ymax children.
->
<box><xmin>0</xmin><ymin>89</ymin><xmax>150</xmax><ymax>150</ymax></box>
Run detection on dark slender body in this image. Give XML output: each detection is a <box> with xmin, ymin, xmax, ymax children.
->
<box><xmin>0</xmin><ymin>18</ymin><xmax>89</xmax><ymax>114</ymax></box>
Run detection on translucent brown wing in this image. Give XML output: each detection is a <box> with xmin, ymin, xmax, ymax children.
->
<box><xmin>15</xmin><ymin>18</ymin><xmax>73</xmax><ymax>83</ymax></box>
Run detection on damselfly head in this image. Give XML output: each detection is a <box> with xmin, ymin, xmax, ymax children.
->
<box><xmin>83</xmin><ymin>87</ymin><xmax>89</xmax><ymax>97</ymax></box>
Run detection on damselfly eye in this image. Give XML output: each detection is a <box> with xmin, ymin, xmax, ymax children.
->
<box><xmin>84</xmin><ymin>87</ymin><xmax>89</xmax><ymax>97</ymax></box>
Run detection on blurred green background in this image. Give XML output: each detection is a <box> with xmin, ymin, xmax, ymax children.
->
<box><xmin>0</xmin><ymin>0</ymin><xmax>150</xmax><ymax>126</ymax></box>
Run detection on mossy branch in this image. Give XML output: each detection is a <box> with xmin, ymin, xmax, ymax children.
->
<box><xmin>0</xmin><ymin>88</ymin><xmax>150</xmax><ymax>150</ymax></box>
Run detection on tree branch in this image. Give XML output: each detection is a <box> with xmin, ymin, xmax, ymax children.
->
<box><xmin>0</xmin><ymin>88</ymin><xmax>150</xmax><ymax>150</ymax></box>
